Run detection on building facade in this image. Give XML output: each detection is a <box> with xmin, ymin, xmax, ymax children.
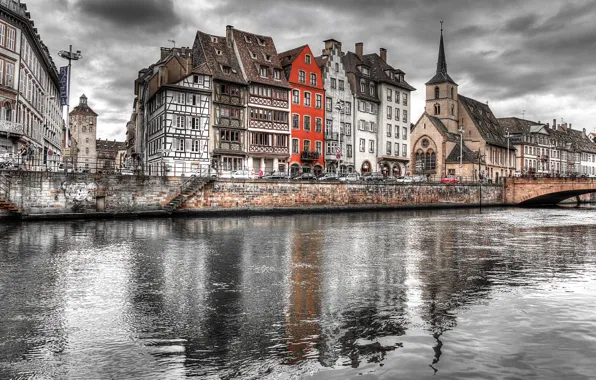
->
<box><xmin>135</xmin><ymin>47</ymin><xmax>212</xmax><ymax>176</ymax></box>
<box><xmin>317</xmin><ymin>39</ymin><xmax>354</xmax><ymax>174</ymax></box>
<box><xmin>0</xmin><ymin>0</ymin><xmax>62</xmax><ymax>171</ymax></box>
<box><xmin>96</xmin><ymin>138</ymin><xmax>126</xmax><ymax>172</ymax></box>
<box><xmin>410</xmin><ymin>28</ymin><xmax>513</xmax><ymax>182</ymax></box>
<box><xmin>279</xmin><ymin>44</ymin><xmax>325</xmax><ymax>176</ymax></box>
<box><xmin>192</xmin><ymin>28</ymin><xmax>249</xmax><ymax>175</ymax></box>
<box><xmin>69</xmin><ymin>94</ymin><xmax>97</xmax><ymax>172</ymax></box>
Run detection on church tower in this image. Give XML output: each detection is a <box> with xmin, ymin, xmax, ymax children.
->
<box><xmin>69</xmin><ymin>94</ymin><xmax>98</xmax><ymax>172</ymax></box>
<box><xmin>425</xmin><ymin>23</ymin><xmax>459</xmax><ymax>131</ymax></box>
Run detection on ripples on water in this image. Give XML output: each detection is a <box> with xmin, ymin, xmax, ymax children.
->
<box><xmin>1</xmin><ymin>207</ymin><xmax>596</xmax><ymax>379</ymax></box>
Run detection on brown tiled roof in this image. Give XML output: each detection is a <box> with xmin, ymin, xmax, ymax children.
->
<box><xmin>341</xmin><ymin>51</ymin><xmax>379</xmax><ymax>103</ymax></box>
<box><xmin>231</xmin><ymin>28</ymin><xmax>291</xmax><ymax>89</ymax></box>
<box><xmin>278</xmin><ymin>45</ymin><xmax>307</xmax><ymax>67</ymax></box>
<box><xmin>96</xmin><ymin>139</ymin><xmax>126</xmax><ymax>152</ymax></box>
<box><xmin>497</xmin><ymin>117</ymin><xmax>541</xmax><ymax>134</ymax></box>
<box><xmin>192</xmin><ymin>31</ymin><xmax>246</xmax><ymax>85</ymax></box>
<box><xmin>459</xmin><ymin>94</ymin><xmax>508</xmax><ymax>148</ymax></box>
<box><xmin>446</xmin><ymin>142</ymin><xmax>483</xmax><ymax>164</ymax></box>
<box><xmin>363</xmin><ymin>53</ymin><xmax>416</xmax><ymax>92</ymax></box>
<box><xmin>314</xmin><ymin>55</ymin><xmax>328</xmax><ymax>69</ymax></box>
<box><xmin>69</xmin><ymin>95</ymin><xmax>98</xmax><ymax>117</ymax></box>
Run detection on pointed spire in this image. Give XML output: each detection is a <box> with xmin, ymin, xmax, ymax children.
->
<box><xmin>437</xmin><ymin>21</ymin><xmax>447</xmax><ymax>75</ymax></box>
<box><xmin>426</xmin><ymin>22</ymin><xmax>457</xmax><ymax>85</ymax></box>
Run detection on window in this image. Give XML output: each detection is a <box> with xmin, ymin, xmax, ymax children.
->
<box><xmin>435</xmin><ymin>86</ymin><xmax>440</xmax><ymax>99</ymax></box>
<box><xmin>2</xmin><ymin>63</ymin><xmax>10</xmax><ymax>88</ymax></box>
<box><xmin>292</xmin><ymin>138</ymin><xmax>299</xmax><ymax>154</ymax></box>
<box><xmin>395</xmin><ymin>92</ymin><xmax>400</xmax><ymax>104</ymax></box>
<box><xmin>359</xmin><ymin>138</ymin><xmax>365</xmax><ymax>152</ymax></box>
<box><xmin>395</xmin><ymin>143</ymin><xmax>399</xmax><ymax>156</ymax></box>
<box><xmin>369</xmin><ymin>121</ymin><xmax>376</xmax><ymax>132</ymax></box>
<box><xmin>387</xmin><ymin>88</ymin><xmax>392</xmax><ymax>101</ymax></box>
<box><xmin>403</xmin><ymin>110</ymin><xmax>408</xmax><ymax>123</ymax></box>
<box><xmin>177</xmin><ymin>138</ymin><xmax>185</xmax><ymax>151</ymax></box>
<box><xmin>326</xmin><ymin>119</ymin><xmax>333</xmax><ymax>132</ymax></box>
<box><xmin>339</xmin><ymin>80</ymin><xmax>344</xmax><ymax>91</ymax></box>
<box><xmin>304</xmin><ymin>115</ymin><xmax>311</xmax><ymax>131</ymax></box>
<box><xmin>402</xmin><ymin>127</ymin><xmax>407</xmax><ymax>140</ymax></box>
<box><xmin>274</xmin><ymin>69</ymin><xmax>281</xmax><ymax>80</ymax></box>
<box><xmin>387</xmin><ymin>124</ymin><xmax>392</xmax><ymax>137</ymax></box>
<box><xmin>386</xmin><ymin>142</ymin><xmax>392</xmax><ymax>155</ymax></box>
<box><xmin>305</xmin><ymin>54</ymin><xmax>311</xmax><ymax>64</ymax></box>
<box><xmin>331</xmin><ymin>78</ymin><xmax>337</xmax><ymax>89</ymax></box>
<box><xmin>191</xmin><ymin>117</ymin><xmax>201</xmax><ymax>129</ymax></box>
<box><xmin>387</xmin><ymin>106</ymin><xmax>392</xmax><ymax>120</ymax></box>
<box><xmin>316</xmin><ymin>94</ymin><xmax>322</xmax><ymax>109</ymax></box>
<box><xmin>220</xmin><ymin>130</ymin><xmax>239</xmax><ymax>142</ymax></box>
<box><xmin>260</xmin><ymin>66</ymin><xmax>267</xmax><ymax>78</ymax></box>
<box><xmin>451</xmin><ymin>104</ymin><xmax>455</xmax><ymax>116</ymax></box>
<box><xmin>292</xmin><ymin>114</ymin><xmax>299</xmax><ymax>129</ymax></box>
<box><xmin>304</xmin><ymin>92</ymin><xmax>311</xmax><ymax>107</ymax></box>
<box><xmin>347</xmin><ymin>144</ymin><xmax>353</xmax><ymax>158</ymax></box>
<box><xmin>315</xmin><ymin>141</ymin><xmax>322</xmax><ymax>154</ymax></box>
<box><xmin>310</xmin><ymin>73</ymin><xmax>317</xmax><ymax>86</ymax></box>
<box><xmin>345</xmin><ymin>123</ymin><xmax>351</xmax><ymax>136</ymax></box>
<box><xmin>395</xmin><ymin>126</ymin><xmax>400</xmax><ymax>138</ymax></box>
<box><xmin>326</xmin><ymin>97</ymin><xmax>332</xmax><ymax>112</ymax></box>
<box><xmin>257</xmin><ymin>37</ymin><xmax>266</xmax><ymax>46</ymax></box>
<box><xmin>366</xmin><ymin>102</ymin><xmax>372</xmax><ymax>113</ymax></box>
<box><xmin>292</xmin><ymin>89</ymin><xmax>299</xmax><ymax>104</ymax></box>
<box><xmin>304</xmin><ymin>140</ymin><xmax>311</xmax><ymax>152</ymax></box>
<box><xmin>345</xmin><ymin>102</ymin><xmax>351</xmax><ymax>115</ymax></box>
<box><xmin>358</xmin><ymin>120</ymin><xmax>365</xmax><ymax>131</ymax></box>
<box><xmin>0</xmin><ymin>60</ymin><xmax>3</xmax><ymax>85</ymax></box>
<box><xmin>369</xmin><ymin>140</ymin><xmax>375</xmax><ymax>153</ymax></box>
<box><xmin>315</xmin><ymin>118</ymin><xmax>322</xmax><ymax>133</ymax></box>
<box><xmin>369</xmin><ymin>83</ymin><xmax>375</xmax><ymax>96</ymax></box>
<box><xmin>451</xmin><ymin>87</ymin><xmax>454</xmax><ymax>99</ymax></box>
<box><xmin>360</xmin><ymin>80</ymin><xmax>365</xmax><ymax>93</ymax></box>
<box><xmin>403</xmin><ymin>93</ymin><xmax>408</xmax><ymax>106</ymax></box>
<box><xmin>192</xmin><ymin>140</ymin><xmax>200</xmax><ymax>152</ymax></box>
<box><xmin>298</xmin><ymin>70</ymin><xmax>306</xmax><ymax>83</ymax></box>
<box><xmin>0</xmin><ymin>24</ymin><xmax>4</xmax><ymax>47</ymax></box>
<box><xmin>402</xmin><ymin>144</ymin><xmax>407</xmax><ymax>156</ymax></box>
<box><xmin>434</xmin><ymin>103</ymin><xmax>440</xmax><ymax>115</ymax></box>
<box><xmin>176</xmin><ymin>92</ymin><xmax>185</xmax><ymax>104</ymax></box>
<box><xmin>176</xmin><ymin>115</ymin><xmax>185</xmax><ymax>129</ymax></box>
<box><xmin>361</xmin><ymin>67</ymin><xmax>370</xmax><ymax>76</ymax></box>
<box><xmin>395</xmin><ymin>108</ymin><xmax>400</xmax><ymax>121</ymax></box>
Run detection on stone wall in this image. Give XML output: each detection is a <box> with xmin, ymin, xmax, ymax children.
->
<box><xmin>2</xmin><ymin>172</ymin><xmax>504</xmax><ymax>218</ymax></box>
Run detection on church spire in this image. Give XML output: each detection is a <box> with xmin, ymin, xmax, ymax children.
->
<box><xmin>426</xmin><ymin>22</ymin><xmax>457</xmax><ymax>85</ymax></box>
<box><xmin>437</xmin><ymin>21</ymin><xmax>447</xmax><ymax>75</ymax></box>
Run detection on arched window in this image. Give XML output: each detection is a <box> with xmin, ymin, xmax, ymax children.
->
<box><xmin>430</xmin><ymin>152</ymin><xmax>436</xmax><ymax>170</ymax></box>
<box><xmin>434</xmin><ymin>86</ymin><xmax>440</xmax><ymax>99</ymax></box>
<box><xmin>4</xmin><ymin>102</ymin><xmax>12</xmax><ymax>121</ymax></box>
<box><xmin>425</xmin><ymin>152</ymin><xmax>431</xmax><ymax>169</ymax></box>
<box><xmin>434</xmin><ymin>103</ymin><xmax>440</xmax><ymax>115</ymax></box>
<box><xmin>451</xmin><ymin>104</ymin><xmax>455</xmax><ymax>116</ymax></box>
<box><xmin>450</xmin><ymin>87</ymin><xmax>454</xmax><ymax>99</ymax></box>
<box><xmin>416</xmin><ymin>150</ymin><xmax>423</xmax><ymax>170</ymax></box>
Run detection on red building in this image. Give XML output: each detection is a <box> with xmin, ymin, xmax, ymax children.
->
<box><xmin>279</xmin><ymin>45</ymin><xmax>325</xmax><ymax>176</ymax></box>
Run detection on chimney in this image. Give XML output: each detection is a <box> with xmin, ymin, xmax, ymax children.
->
<box><xmin>553</xmin><ymin>119</ymin><xmax>556</xmax><ymax>130</ymax></box>
<box><xmin>355</xmin><ymin>42</ymin><xmax>363</xmax><ymax>60</ymax></box>
<box><xmin>380</xmin><ymin>47</ymin><xmax>387</xmax><ymax>62</ymax></box>
<box><xmin>569</xmin><ymin>123</ymin><xmax>572</xmax><ymax>130</ymax></box>
<box><xmin>583</xmin><ymin>128</ymin><xmax>586</xmax><ymax>134</ymax></box>
<box><xmin>226</xmin><ymin>25</ymin><xmax>234</xmax><ymax>47</ymax></box>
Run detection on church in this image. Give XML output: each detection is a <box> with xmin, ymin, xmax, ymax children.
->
<box><xmin>410</xmin><ymin>26</ymin><xmax>514</xmax><ymax>182</ymax></box>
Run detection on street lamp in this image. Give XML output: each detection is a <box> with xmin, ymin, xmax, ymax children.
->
<box><xmin>58</xmin><ymin>45</ymin><xmax>83</xmax><ymax>148</ymax></box>
<box><xmin>459</xmin><ymin>125</ymin><xmax>464</xmax><ymax>178</ymax></box>
<box><xmin>505</xmin><ymin>130</ymin><xmax>511</xmax><ymax>177</ymax></box>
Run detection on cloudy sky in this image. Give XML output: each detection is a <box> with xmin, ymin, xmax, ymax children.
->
<box><xmin>24</xmin><ymin>0</ymin><xmax>596</xmax><ymax>140</ymax></box>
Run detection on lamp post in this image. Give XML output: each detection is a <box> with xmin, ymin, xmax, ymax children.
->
<box><xmin>58</xmin><ymin>45</ymin><xmax>82</xmax><ymax>148</ymax></box>
<box><xmin>505</xmin><ymin>130</ymin><xmax>511</xmax><ymax>177</ymax></box>
<box><xmin>458</xmin><ymin>125</ymin><xmax>464</xmax><ymax>179</ymax></box>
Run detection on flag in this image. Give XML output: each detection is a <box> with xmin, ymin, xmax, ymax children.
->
<box><xmin>59</xmin><ymin>66</ymin><xmax>69</xmax><ymax>107</ymax></box>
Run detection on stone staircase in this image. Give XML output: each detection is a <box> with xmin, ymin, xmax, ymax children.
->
<box><xmin>164</xmin><ymin>174</ymin><xmax>213</xmax><ymax>214</ymax></box>
<box><xmin>0</xmin><ymin>170</ymin><xmax>20</xmax><ymax>215</ymax></box>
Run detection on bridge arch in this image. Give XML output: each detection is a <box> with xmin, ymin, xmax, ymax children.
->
<box><xmin>505</xmin><ymin>178</ymin><xmax>596</xmax><ymax>206</ymax></box>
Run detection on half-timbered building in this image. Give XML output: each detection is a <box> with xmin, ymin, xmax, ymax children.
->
<box><xmin>231</xmin><ymin>27</ymin><xmax>291</xmax><ymax>175</ymax></box>
<box><xmin>192</xmin><ymin>29</ymin><xmax>249</xmax><ymax>175</ymax></box>
<box><xmin>140</xmin><ymin>47</ymin><xmax>212</xmax><ymax>176</ymax></box>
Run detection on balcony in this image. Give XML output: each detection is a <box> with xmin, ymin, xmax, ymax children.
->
<box><xmin>0</xmin><ymin>120</ymin><xmax>24</xmax><ymax>135</ymax></box>
<box><xmin>301</xmin><ymin>151</ymin><xmax>320</xmax><ymax>161</ymax></box>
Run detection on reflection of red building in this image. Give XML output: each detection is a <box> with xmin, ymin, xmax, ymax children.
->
<box><xmin>279</xmin><ymin>45</ymin><xmax>325</xmax><ymax>177</ymax></box>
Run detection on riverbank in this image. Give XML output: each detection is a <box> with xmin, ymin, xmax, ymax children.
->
<box><xmin>0</xmin><ymin>172</ymin><xmax>507</xmax><ymax>221</ymax></box>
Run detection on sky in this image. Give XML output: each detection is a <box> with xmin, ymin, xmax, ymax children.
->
<box><xmin>23</xmin><ymin>0</ymin><xmax>596</xmax><ymax>140</ymax></box>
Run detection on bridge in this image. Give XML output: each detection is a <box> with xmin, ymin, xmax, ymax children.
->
<box><xmin>504</xmin><ymin>178</ymin><xmax>596</xmax><ymax>206</ymax></box>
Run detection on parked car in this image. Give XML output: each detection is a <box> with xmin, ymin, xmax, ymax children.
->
<box><xmin>264</xmin><ymin>171</ymin><xmax>289</xmax><ymax>180</ymax></box>
<box><xmin>231</xmin><ymin>169</ymin><xmax>253</xmax><ymax>179</ymax></box>
<box><xmin>362</xmin><ymin>172</ymin><xmax>385</xmax><ymax>182</ymax></box>
<box><xmin>339</xmin><ymin>173</ymin><xmax>360</xmax><ymax>182</ymax></box>
<box><xmin>411</xmin><ymin>175</ymin><xmax>428</xmax><ymax>183</ymax></box>
<box><xmin>120</xmin><ymin>168</ymin><xmax>134</xmax><ymax>176</ymax></box>
<box><xmin>292</xmin><ymin>173</ymin><xmax>317</xmax><ymax>180</ymax></box>
<box><xmin>396</xmin><ymin>176</ymin><xmax>414</xmax><ymax>183</ymax></box>
<box><xmin>318</xmin><ymin>173</ymin><xmax>339</xmax><ymax>181</ymax></box>
<box><xmin>58</xmin><ymin>162</ymin><xmax>75</xmax><ymax>173</ymax></box>
<box><xmin>441</xmin><ymin>175</ymin><xmax>460</xmax><ymax>184</ymax></box>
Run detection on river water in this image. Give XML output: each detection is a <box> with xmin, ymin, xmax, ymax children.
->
<box><xmin>1</xmin><ymin>207</ymin><xmax>596</xmax><ymax>379</ymax></box>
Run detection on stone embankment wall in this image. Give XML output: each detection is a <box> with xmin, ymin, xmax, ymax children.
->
<box><xmin>2</xmin><ymin>172</ymin><xmax>504</xmax><ymax>219</ymax></box>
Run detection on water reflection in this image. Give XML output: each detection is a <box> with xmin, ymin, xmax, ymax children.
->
<box><xmin>0</xmin><ymin>208</ymin><xmax>595</xmax><ymax>379</ymax></box>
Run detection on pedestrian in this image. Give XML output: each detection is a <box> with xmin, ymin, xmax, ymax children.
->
<box><xmin>258</xmin><ymin>169</ymin><xmax>263</xmax><ymax>179</ymax></box>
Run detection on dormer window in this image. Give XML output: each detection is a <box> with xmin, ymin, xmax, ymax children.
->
<box><xmin>360</xmin><ymin>66</ymin><xmax>370</xmax><ymax>76</ymax></box>
<box><xmin>263</xmin><ymin>53</ymin><xmax>272</xmax><ymax>62</ymax></box>
<box><xmin>211</xmin><ymin>36</ymin><xmax>218</xmax><ymax>43</ymax></box>
<box><xmin>274</xmin><ymin>69</ymin><xmax>281</xmax><ymax>80</ymax></box>
<box><xmin>360</xmin><ymin>79</ymin><xmax>365</xmax><ymax>93</ymax></box>
<box><xmin>369</xmin><ymin>83</ymin><xmax>375</xmax><ymax>96</ymax></box>
<box><xmin>250</xmin><ymin>50</ymin><xmax>257</xmax><ymax>59</ymax></box>
<box><xmin>222</xmin><ymin>65</ymin><xmax>231</xmax><ymax>74</ymax></box>
<box><xmin>244</xmin><ymin>35</ymin><xmax>252</xmax><ymax>43</ymax></box>
<box><xmin>259</xmin><ymin>66</ymin><xmax>267</xmax><ymax>78</ymax></box>
<box><xmin>257</xmin><ymin>37</ymin><xmax>266</xmax><ymax>46</ymax></box>
<box><xmin>215</xmin><ymin>49</ymin><xmax>222</xmax><ymax>55</ymax></box>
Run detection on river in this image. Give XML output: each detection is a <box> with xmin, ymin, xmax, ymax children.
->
<box><xmin>1</xmin><ymin>207</ymin><xmax>595</xmax><ymax>379</ymax></box>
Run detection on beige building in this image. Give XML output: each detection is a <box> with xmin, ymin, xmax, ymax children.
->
<box><xmin>410</xmin><ymin>27</ymin><xmax>514</xmax><ymax>182</ymax></box>
<box><xmin>69</xmin><ymin>94</ymin><xmax>98</xmax><ymax>172</ymax></box>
